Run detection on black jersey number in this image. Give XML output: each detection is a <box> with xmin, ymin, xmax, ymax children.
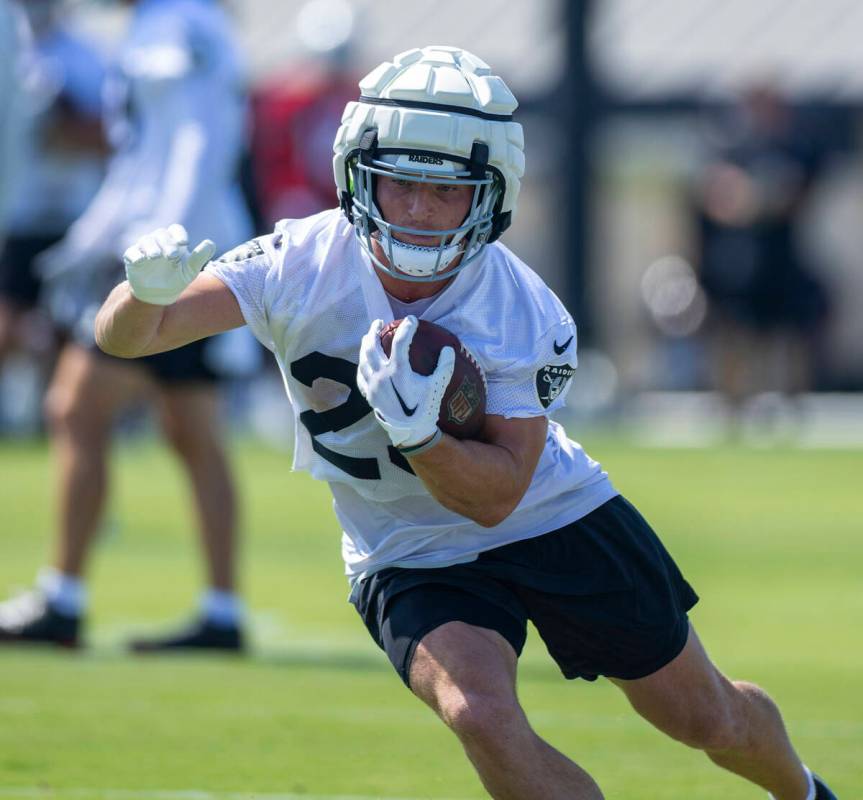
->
<box><xmin>289</xmin><ymin>351</ymin><xmax>414</xmax><ymax>479</ymax></box>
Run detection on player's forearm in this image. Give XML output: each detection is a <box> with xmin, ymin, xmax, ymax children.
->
<box><xmin>408</xmin><ymin>435</ymin><xmax>530</xmax><ymax>527</ymax></box>
<box><xmin>94</xmin><ymin>281</ymin><xmax>167</xmax><ymax>358</ymax></box>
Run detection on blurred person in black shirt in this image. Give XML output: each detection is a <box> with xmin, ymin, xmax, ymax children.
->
<box><xmin>694</xmin><ymin>84</ymin><xmax>831</xmax><ymax>417</ymax></box>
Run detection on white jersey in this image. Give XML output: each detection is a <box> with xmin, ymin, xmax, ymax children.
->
<box><xmin>207</xmin><ymin>210</ymin><xmax>617</xmax><ymax>580</ymax></box>
<box><xmin>58</xmin><ymin>0</ymin><xmax>251</xmax><ymax>264</ymax></box>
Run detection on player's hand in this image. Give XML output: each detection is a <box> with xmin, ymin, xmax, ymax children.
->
<box><xmin>357</xmin><ymin>316</ymin><xmax>455</xmax><ymax>450</ymax></box>
<box><xmin>123</xmin><ymin>224</ymin><xmax>216</xmax><ymax>306</ymax></box>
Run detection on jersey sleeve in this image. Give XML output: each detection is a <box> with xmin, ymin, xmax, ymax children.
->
<box><xmin>204</xmin><ymin>214</ymin><xmax>336</xmax><ymax>353</ymax></box>
<box><xmin>205</xmin><ymin>235</ymin><xmax>278</xmax><ymax>352</ymax></box>
<box><xmin>485</xmin><ymin>316</ymin><xmax>578</xmax><ymax>418</ymax></box>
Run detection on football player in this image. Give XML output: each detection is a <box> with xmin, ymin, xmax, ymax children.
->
<box><xmin>92</xmin><ymin>47</ymin><xmax>837</xmax><ymax>800</ymax></box>
<box><xmin>0</xmin><ymin>0</ymin><xmax>253</xmax><ymax>653</ymax></box>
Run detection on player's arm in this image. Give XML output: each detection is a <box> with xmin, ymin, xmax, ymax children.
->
<box><xmin>357</xmin><ymin>316</ymin><xmax>548</xmax><ymax>527</ymax></box>
<box><xmin>407</xmin><ymin>414</ymin><xmax>547</xmax><ymax>527</ymax></box>
<box><xmin>95</xmin><ymin>225</ymin><xmax>245</xmax><ymax>358</ymax></box>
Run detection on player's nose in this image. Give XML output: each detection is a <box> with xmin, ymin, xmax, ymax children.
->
<box><xmin>404</xmin><ymin>185</ymin><xmax>437</xmax><ymax>222</ymax></box>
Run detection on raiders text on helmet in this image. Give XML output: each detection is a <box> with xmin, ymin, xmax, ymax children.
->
<box><xmin>332</xmin><ymin>46</ymin><xmax>525</xmax><ymax>281</ymax></box>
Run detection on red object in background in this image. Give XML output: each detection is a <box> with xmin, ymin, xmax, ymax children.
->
<box><xmin>250</xmin><ymin>66</ymin><xmax>358</xmax><ymax>225</ymax></box>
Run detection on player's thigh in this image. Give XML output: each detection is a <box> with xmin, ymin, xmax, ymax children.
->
<box><xmin>45</xmin><ymin>343</ymin><xmax>155</xmax><ymax>430</ymax></box>
<box><xmin>410</xmin><ymin>620</ymin><xmax>522</xmax><ymax>732</ymax></box>
<box><xmin>351</xmin><ymin>569</ymin><xmax>528</xmax><ymax>697</ymax></box>
<box><xmin>608</xmin><ymin>623</ymin><xmax>740</xmax><ymax>749</ymax></box>
<box><xmin>157</xmin><ymin>383</ymin><xmax>222</xmax><ymax>451</ymax></box>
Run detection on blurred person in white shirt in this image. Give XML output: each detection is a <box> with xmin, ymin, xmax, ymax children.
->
<box><xmin>0</xmin><ymin>0</ymin><xmax>107</xmax><ymax>429</ymax></box>
<box><xmin>0</xmin><ymin>0</ymin><xmax>254</xmax><ymax>653</ymax></box>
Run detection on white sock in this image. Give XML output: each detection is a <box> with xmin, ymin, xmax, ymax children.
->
<box><xmin>37</xmin><ymin>567</ymin><xmax>87</xmax><ymax>617</ymax></box>
<box><xmin>768</xmin><ymin>766</ymin><xmax>815</xmax><ymax>800</ymax></box>
<box><xmin>200</xmin><ymin>589</ymin><xmax>244</xmax><ymax>628</ymax></box>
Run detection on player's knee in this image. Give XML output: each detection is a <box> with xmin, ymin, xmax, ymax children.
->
<box><xmin>159</xmin><ymin>412</ymin><xmax>186</xmax><ymax>454</ymax></box>
<box><xmin>161</xmin><ymin>416</ymin><xmax>210</xmax><ymax>461</ymax></box>
<box><xmin>436</xmin><ymin>687</ymin><xmax>522</xmax><ymax>744</ymax></box>
<box><xmin>160</xmin><ymin>406</ymin><xmax>223</xmax><ymax>463</ymax></box>
<box><xmin>44</xmin><ymin>384</ymin><xmax>93</xmax><ymax>440</ymax></box>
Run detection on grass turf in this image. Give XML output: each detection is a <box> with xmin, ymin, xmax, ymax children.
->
<box><xmin>0</xmin><ymin>435</ymin><xmax>860</xmax><ymax>798</ymax></box>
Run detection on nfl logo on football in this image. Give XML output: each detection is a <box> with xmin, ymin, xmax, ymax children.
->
<box><xmin>447</xmin><ymin>376</ymin><xmax>482</xmax><ymax>425</ymax></box>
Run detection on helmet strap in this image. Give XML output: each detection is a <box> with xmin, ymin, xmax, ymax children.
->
<box><xmin>357</xmin><ymin>129</ymin><xmax>380</xmax><ymax>233</ymax></box>
<box><xmin>469</xmin><ymin>142</ymin><xmax>489</xmax><ymax>179</ymax></box>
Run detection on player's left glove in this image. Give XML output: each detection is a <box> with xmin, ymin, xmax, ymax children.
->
<box><xmin>357</xmin><ymin>316</ymin><xmax>455</xmax><ymax>451</ymax></box>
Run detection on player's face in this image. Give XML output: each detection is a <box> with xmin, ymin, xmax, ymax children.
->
<box><xmin>375</xmin><ymin>176</ymin><xmax>473</xmax><ymax>247</ymax></box>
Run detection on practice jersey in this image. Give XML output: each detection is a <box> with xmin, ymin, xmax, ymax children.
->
<box><xmin>58</xmin><ymin>0</ymin><xmax>252</xmax><ymax>264</ymax></box>
<box><xmin>207</xmin><ymin>209</ymin><xmax>617</xmax><ymax>580</ymax></box>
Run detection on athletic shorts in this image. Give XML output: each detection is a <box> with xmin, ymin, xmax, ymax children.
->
<box><xmin>92</xmin><ymin>338</ymin><xmax>220</xmax><ymax>386</ymax></box>
<box><xmin>0</xmin><ymin>233</ymin><xmax>65</xmax><ymax>308</ymax></box>
<box><xmin>350</xmin><ymin>495</ymin><xmax>699</xmax><ymax>687</ymax></box>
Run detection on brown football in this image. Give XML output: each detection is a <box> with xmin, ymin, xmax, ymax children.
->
<box><xmin>379</xmin><ymin>318</ymin><xmax>487</xmax><ymax>440</ymax></box>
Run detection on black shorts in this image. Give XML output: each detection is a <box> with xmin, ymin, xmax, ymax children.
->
<box><xmin>92</xmin><ymin>338</ymin><xmax>219</xmax><ymax>386</ymax></box>
<box><xmin>351</xmin><ymin>495</ymin><xmax>699</xmax><ymax>687</ymax></box>
<box><xmin>0</xmin><ymin>233</ymin><xmax>65</xmax><ymax>308</ymax></box>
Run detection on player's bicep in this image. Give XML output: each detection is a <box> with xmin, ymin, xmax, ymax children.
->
<box><xmin>480</xmin><ymin>413</ymin><xmax>548</xmax><ymax>486</ymax></box>
<box><xmin>148</xmin><ymin>272</ymin><xmax>244</xmax><ymax>354</ymax></box>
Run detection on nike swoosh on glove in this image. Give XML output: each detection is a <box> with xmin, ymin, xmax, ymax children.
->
<box><xmin>123</xmin><ymin>224</ymin><xmax>216</xmax><ymax>306</ymax></box>
<box><xmin>356</xmin><ymin>315</ymin><xmax>455</xmax><ymax>450</ymax></box>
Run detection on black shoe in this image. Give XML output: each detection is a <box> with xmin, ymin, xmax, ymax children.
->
<box><xmin>129</xmin><ymin>616</ymin><xmax>244</xmax><ymax>653</ymax></box>
<box><xmin>814</xmin><ymin>775</ymin><xmax>838</xmax><ymax>800</ymax></box>
<box><xmin>0</xmin><ymin>591</ymin><xmax>81</xmax><ymax>648</ymax></box>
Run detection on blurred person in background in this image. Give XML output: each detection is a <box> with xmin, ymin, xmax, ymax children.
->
<box><xmin>0</xmin><ymin>0</ymin><xmax>254</xmax><ymax>653</ymax></box>
<box><xmin>694</xmin><ymin>84</ymin><xmax>832</xmax><ymax>424</ymax></box>
<box><xmin>0</xmin><ymin>0</ymin><xmax>107</xmax><ymax>433</ymax></box>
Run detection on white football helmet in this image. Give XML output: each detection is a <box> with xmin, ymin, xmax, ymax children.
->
<box><xmin>333</xmin><ymin>46</ymin><xmax>525</xmax><ymax>282</ymax></box>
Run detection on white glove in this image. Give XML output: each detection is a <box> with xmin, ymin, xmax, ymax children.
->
<box><xmin>357</xmin><ymin>316</ymin><xmax>455</xmax><ymax>450</ymax></box>
<box><xmin>123</xmin><ymin>224</ymin><xmax>216</xmax><ymax>306</ymax></box>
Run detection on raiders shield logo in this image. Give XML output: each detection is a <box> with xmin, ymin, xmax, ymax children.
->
<box><xmin>447</xmin><ymin>375</ymin><xmax>482</xmax><ymax>425</ymax></box>
<box><xmin>536</xmin><ymin>363</ymin><xmax>575</xmax><ymax>409</ymax></box>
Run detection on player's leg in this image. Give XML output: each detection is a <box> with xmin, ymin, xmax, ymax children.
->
<box><xmin>158</xmin><ymin>384</ymin><xmax>237</xmax><ymax>593</ymax></box>
<box><xmin>610</xmin><ymin>623</ymin><xmax>828</xmax><ymax>800</ymax></box>
<box><xmin>0</xmin><ymin>343</ymin><xmax>151</xmax><ymax>645</ymax></box>
<box><xmin>410</xmin><ymin>620</ymin><xmax>604</xmax><ymax>800</ymax></box>
<box><xmin>352</xmin><ymin>574</ymin><xmax>604</xmax><ymax>800</ymax></box>
<box><xmin>45</xmin><ymin>344</ymin><xmax>153</xmax><ymax>577</ymax></box>
<box><xmin>128</xmin><ymin>343</ymin><xmax>243</xmax><ymax>652</ymax></box>
<box><xmin>501</xmin><ymin>496</ymin><xmax>835</xmax><ymax>799</ymax></box>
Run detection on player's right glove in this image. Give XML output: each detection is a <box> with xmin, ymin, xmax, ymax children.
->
<box><xmin>357</xmin><ymin>316</ymin><xmax>455</xmax><ymax>451</ymax></box>
<box><xmin>123</xmin><ymin>224</ymin><xmax>216</xmax><ymax>306</ymax></box>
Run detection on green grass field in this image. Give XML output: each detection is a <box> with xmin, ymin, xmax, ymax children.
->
<box><xmin>0</xmin><ymin>435</ymin><xmax>860</xmax><ymax>799</ymax></box>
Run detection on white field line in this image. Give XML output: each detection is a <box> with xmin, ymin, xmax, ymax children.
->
<box><xmin>0</xmin><ymin>789</ymin><xmax>473</xmax><ymax>800</ymax></box>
